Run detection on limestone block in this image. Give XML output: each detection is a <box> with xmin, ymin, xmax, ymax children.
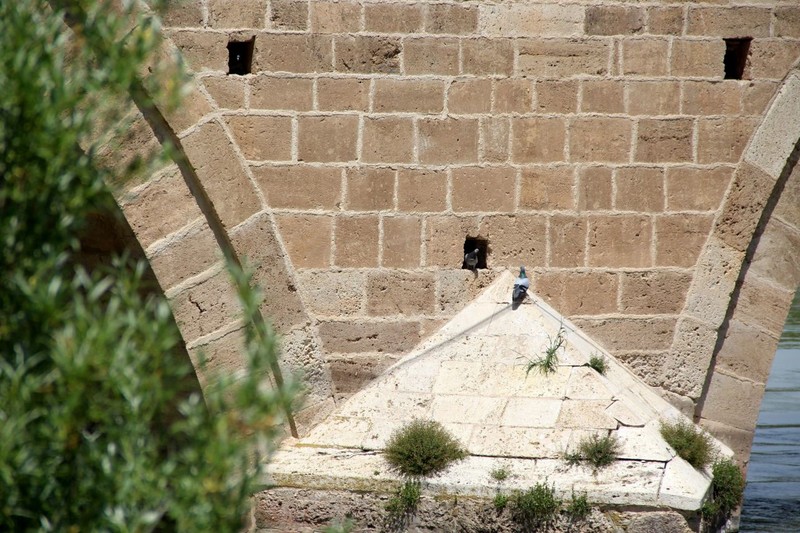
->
<box><xmin>365</xmin><ymin>271</ymin><xmax>436</xmax><ymax>316</ymax></box>
<box><xmin>275</xmin><ymin>214</ymin><xmax>332</xmax><ymax>268</ymax></box>
<box><xmin>382</xmin><ymin>216</ymin><xmax>422</xmax><ymax>268</ymax></box>
<box><xmin>480</xmin><ymin>117</ymin><xmax>511</xmax><ymax>163</ymax></box>
<box><xmin>570</xmin><ymin>459</ymin><xmax>663</xmax><ymax>507</ymax></box>
<box><xmin>181</xmin><ymin>121</ymin><xmax>262</xmax><ymax>228</ymax></box>
<box><xmin>424</xmin><ymin>215</ymin><xmax>481</xmax><ymax>267</ymax></box>
<box><xmin>511</xmin><ymin>117</ymin><xmax>566</xmax><ymax>163</ymax></box>
<box><xmin>536</xmin><ymin>271</ymin><xmax>617</xmax><ymax>316</ymax></box>
<box><xmin>535</xmin><ymin>80</ymin><xmax>578</xmax><ymax>113</ymax></box>
<box><xmin>403</xmin><ymin>37</ymin><xmax>459</xmax><ymax>76</ymax></box>
<box><xmin>253</xmin><ymin>34</ymin><xmax>333</xmax><ymax>74</ymax></box>
<box><xmin>253</xmin><ymin>164</ymin><xmax>341</xmax><ymax>210</ymax></box>
<box><xmin>548</xmin><ymin>215</ymin><xmax>587</xmax><ymax>268</ymax></box>
<box><xmin>585</xmin><ymin>5</ymin><xmax>644</xmax><ymax>36</ymax></box>
<box><xmin>587</xmin><ymin>215</ymin><xmax>652</xmax><ymax>268</ymax></box>
<box><xmin>364</xmin><ymin>3</ymin><xmax>422</xmax><ymax>33</ymax></box>
<box><xmin>606</xmin><ymin>402</ymin><xmax>648</xmax><ymax>428</ymax></box>
<box><xmin>627</xmin><ymin>81</ymin><xmax>680</xmax><ymax>116</ymax></box>
<box><xmin>616</xmin><ymin>425</ymin><xmax>673</xmax><ymax>461</ymax></box>
<box><xmin>635</xmin><ymin>118</ymin><xmax>693</xmax><ymax>163</ymax></box>
<box><xmin>572</xmin><ymin>317</ymin><xmax>676</xmax><ymax>352</ymax></box>
<box><xmin>374</xmin><ymin>79</ymin><xmax>444</xmax><ymax>114</ymax></box>
<box><xmin>318</xmin><ymin>320</ymin><xmax>421</xmax><ymax>354</ymax></box>
<box><xmin>698</xmin><ymin>419</ymin><xmax>754</xmax><ymax>465</ymax></box>
<box><xmin>333</xmin><ymin>216</ymin><xmax>379</xmax><ymax>268</ymax></box>
<box><xmin>188</xmin><ymin>326</ymin><xmax>246</xmax><ymax>384</ymax></box>
<box><xmin>278</xmin><ymin>325</ymin><xmax>334</xmax><ymax>408</ymax></box>
<box><xmin>515</xmin><ymin>367</ymin><xmax>572</xmax><ymax>398</ymax></box>
<box><xmin>334</xmin><ymin>35</ymin><xmax>400</xmax><ymax>74</ymax></box>
<box><xmin>566</xmin><ymin>367</ymin><xmax>615</xmax><ymax>400</ymax></box>
<box><xmin>344</xmin><ymin>168</ymin><xmax>394</xmax><ymax>211</ymax></box>
<box><xmin>618</xmin><ymin>270</ymin><xmax>692</xmax><ymax>315</ymax></box>
<box><xmin>397</xmin><ymin>168</ymin><xmax>447</xmax><ymax>213</ymax></box>
<box><xmin>310</xmin><ymin>1</ymin><xmax>361</xmax><ymax>34</ymax></box>
<box><xmin>683</xmin><ymin>81</ymin><xmax>743</xmax><ymax>116</ymax></box>
<box><xmin>249</xmin><ymin>75</ymin><xmax>313</xmax><ymax>110</ymax></box>
<box><xmin>665</xmin><ymin>166</ymin><xmax>732</xmax><ymax>212</ymax></box>
<box><xmin>171</xmin><ymin>269</ymin><xmax>243</xmax><ymax>343</ymax></box>
<box><xmin>329</xmin><ymin>354</ymin><xmax>397</xmax><ymax>397</ymax></box>
<box><xmin>776</xmin><ymin>7</ymin><xmax>800</xmax><ymax>38</ymax></box>
<box><xmin>686</xmin><ymin>7</ymin><xmax>771</xmax><ymax>38</ymax></box>
<box><xmin>161</xmin><ymin>0</ymin><xmax>203</xmax><ymax>28</ymax></box>
<box><xmin>682</xmin><ymin>236</ymin><xmax>743</xmax><ymax>325</ymax></box>
<box><xmin>470</xmin><ymin>426</ymin><xmax>571</xmax><ymax>459</ymax></box>
<box><xmin>743</xmin><ymin>81</ymin><xmax>779</xmax><ymax>117</ymax></box>
<box><xmin>736</xmin><ymin>274</ymin><xmax>796</xmax><ymax>335</ymax></box>
<box><xmin>436</xmin><ymin>269</ymin><xmax>501</xmax><ymax>314</ymax></box>
<box><xmin>570</xmin><ymin>117</ymin><xmax>632</xmax><ymax>163</ymax></box>
<box><xmin>557</xmin><ymin>400</ymin><xmax>617</xmax><ymax>429</ymax></box>
<box><xmin>519</xmin><ymin>166</ymin><xmax>573</xmax><ymax>211</ymax></box>
<box><xmin>647</xmin><ymin>6</ymin><xmax>683</xmax><ymax>36</ymax></box>
<box><xmin>716</xmin><ymin>319</ymin><xmax>780</xmax><ymax>384</ymax></box>
<box><xmin>418</xmin><ymin>118</ymin><xmax>479</xmax><ymax>165</ymax></box>
<box><xmin>518</xmin><ymin>39</ymin><xmax>610</xmax><ymax>78</ymax></box>
<box><xmin>208</xmin><ymin>0</ymin><xmax>266</xmax><ymax>29</ymax></box>
<box><xmin>774</xmin><ymin>162</ymin><xmax>800</xmax><ymax>229</ymax></box>
<box><xmin>452</xmin><ymin>167</ymin><xmax>515</xmax><ymax>213</ymax></box>
<box><xmin>269</xmin><ymin>0</ymin><xmax>307</xmax><ymax>31</ymax></box>
<box><xmin>425</xmin><ymin>3</ymin><xmax>477</xmax><ymax>35</ymax></box>
<box><xmin>622</xmin><ymin>39</ymin><xmax>669</xmax><ymax>76</ymax></box>
<box><xmin>671</xmin><ymin>39</ymin><xmax>725</xmax><ymax>78</ymax></box>
<box><xmin>202</xmin><ymin>76</ymin><xmax>245</xmax><ymax>109</ymax></box>
<box><xmin>581</xmin><ymin>80</ymin><xmax>624</xmax><ymax>114</ymax></box>
<box><xmin>479</xmin><ymin>215</ymin><xmax>548</xmax><ymax>268</ymax></box>
<box><xmin>714</xmin><ymin>162</ymin><xmax>774</xmax><ymax>252</ymax></box>
<box><xmin>577</xmin><ymin>166</ymin><xmax>612</xmax><ymax>211</ymax></box>
<box><xmin>169</xmin><ymin>30</ymin><xmax>228</xmax><ymax>72</ymax></box>
<box><xmin>296</xmin><ymin>270</ymin><xmax>364</xmax><ymax>317</ymax></box>
<box><xmin>149</xmin><ymin>224</ymin><xmax>220</xmax><ymax>290</ymax></box>
<box><xmin>462</xmin><ymin>39</ymin><xmax>514</xmax><ymax>76</ymax></box>
<box><xmin>492</xmin><ymin>79</ymin><xmax>532</xmax><ymax>114</ymax></box>
<box><xmin>615</xmin><ymin>167</ymin><xmax>664</xmax><ymax>213</ymax></box>
<box><xmin>660</xmin><ymin>317</ymin><xmax>719</xmax><ymax>399</ymax></box>
<box><xmin>316</xmin><ymin>78</ymin><xmax>370</xmax><ymax>112</ymax></box>
<box><xmin>745</xmin><ymin>73</ymin><xmax>800</xmax><ymax>179</ymax></box>
<box><xmin>361</xmin><ymin>117</ymin><xmax>414</xmax><ymax>164</ymax></box>
<box><xmin>697</xmin><ymin>117</ymin><xmax>757</xmax><ymax>164</ymax></box>
<box><xmin>654</xmin><ymin>214</ymin><xmax>713</xmax><ymax>268</ymax></box>
<box><xmin>701</xmin><ymin>372</ymin><xmax>766</xmax><ymax>431</ymax></box>
<box><xmin>750</xmin><ymin>218</ymin><xmax>800</xmax><ymax>290</ymax></box>
<box><xmin>121</xmin><ymin>166</ymin><xmax>202</xmax><ymax>248</ymax></box>
<box><xmin>658</xmin><ymin>457</ymin><xmax>711</xmax><ymax>511</ymax></box>
<box><xmin>226</xmin><ymin>115</ymin><xmax>291</xmax><ymax>161</ymax></box>
<box><xmin>749</xmin><ymin>41</ymin><xmax>800</xmax><ymax>80</ymax></box>
<box><xmin>298</xmin><ymin>115</ymin><xmax>358</xmax><ymax>163</ymax></box>
<box><xmin>231</xmin><ymin>213</ymin><xmax>309</xmax><ymax>333</ymax></box>
<box><xmin>448</xmin><ymin>79</ymin><xmax>492</xmax><ymax>115</ymax></box>
<box><xmin>479</xmin><ymin>4</ymin><xmax>583</xmax><ymax>37</ymax></box>
<box><xmin>433</xmin><ymin>395</ymin><xmax>507</xmax><ymax>425</ymax></box>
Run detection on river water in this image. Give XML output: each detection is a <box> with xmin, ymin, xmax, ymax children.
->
<box><xmin>739</xmin><ymin>290</ymin><xmax>800</xmax><ymax>531</ymax></box>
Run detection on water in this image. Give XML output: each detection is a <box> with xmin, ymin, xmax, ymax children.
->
<box><xmin>740</xmin><ymin>290</ymin><xmax>800</xmax><ymax>532</ymax></box>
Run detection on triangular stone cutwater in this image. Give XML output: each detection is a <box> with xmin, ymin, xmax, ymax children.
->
<box><xmin>268</xmin><ymin>271</ymin><xmax>730</xmax><ymax>510</ymax></box>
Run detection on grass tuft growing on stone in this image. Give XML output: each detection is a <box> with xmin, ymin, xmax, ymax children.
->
<box><xmin>384</xmin><ymin>419</ymin><xmax>467</xmax><ymax>478</ymax></box>
<box><xmin>493</xmin><ymin>492</ymin><xmax>509</xmax><ymax>511</ymax></box>
<box><xmin>659</xmin><ymin>419</ymin><xmax>715</xmax><ymax>469</ymax></box>
<box><xmin>587</xmin><ymin>353</ymin><xmax>608</xmax><ymax>375</ymax></box>
<box><xmin>511</xmin><ymin>481</ymin><xmax>561</xmax><ymax>528</ymax></box>
<box><xmin>527</xmin><ymin>324</ymin><xmax>566</xmax><ymax>376</ymax></box>
<box><xmin>385</xmin><ymin>480</ymin><xmax>421</xmax><ymax>523</ymax></box>
<box><xmin>702</xmin><ymin>458</ymin><xmax>745</xmax><ymax>528</ymax></box>
<box><xmin>565</xmin><ymin>433</ymin><xmax>621</xmax><ymax>470</ymax></box>
<box><xmin>490</xmin><ymin>466</ymin><xmax>510</xmax><ymax>482</ymax></box>
<box><xmin>567</xmin><ymin>490</ymin><xmax>591</xmax><ymax>520</ymax></box>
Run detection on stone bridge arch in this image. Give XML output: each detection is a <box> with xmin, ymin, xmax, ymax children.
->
<box><xmin>102</xmin><ymin>1</ymin><xmax>800</xmax><ymax>467</ymax></box>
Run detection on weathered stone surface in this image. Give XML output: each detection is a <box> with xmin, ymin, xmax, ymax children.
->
<box><xmin>714</xmin><ymin>162</ymin><xmax>774</xmax><ymax>252</ymax></box>
<box><xmin>344</xmin><ymin>168</ymin><xmax>394</xmax><ymax>211</ymax></box>
<box><xmin>697</xmin><ymin>117</ymin><xmax>757</xmax><ymax>165</ymax></box>
<box><xmin>682</xmin><ymin>236</ymin><xmax>744</xmax><ymax>326</ymax></box>
<box><xmin>627</xmin><ymin>81</ymin><xmax>680</xmax><ymax>116</ymax></box>
<box><xmin>746</xmin><ymin>73</ymin><xmax>800</xmax><ymax>179</ymax></box>
<box><xmin>619</xmin><ymin>271</ymin><xmax>691</xmax><ymax>315</ymax></box>
<box><xmin>737</xmin><ymin>273</ymin><xmax>796</xmax><ymax>335</ymax></box>
<box><xmin>361</xmin><ymin>117</ymin><xmax>414</xmax><ymax>164</ymax></box>
<box><xmin>188</xmin><ymin>327</ymin><xmax>245</xmax><ymax>385</ymax></box>
<box><xmin>480</xmin><ymin>3</ymin><xmax>583</xmax><ymax>37</ymax></box>
<box><xmin>636</xmin><ymin>119</ymin><xmax>693</xmax><ymax>163</ymax></box>
<box><xmin>698</xmin><ymin>419</ymin><xmax>754</xmax><ymax>466</ymax></box>
<box><xmin>397</xmin><ymin>168</ymin><xmax>447</xmax><ymax>213</ymax></box>
<box><xmin>366</xmin><ymin>271</ymin><xmax>436</xmax><ymax>316</ymax></box>
<box><xmin>775</xmin><ymin>161</ymin><xmax>800</xmax><ymax>229</ymax></box>
<box><xmin>318</xmin><ymin>320</ymin><xmax>420</xmax><ymax>354</ymax></box>
<box><xmin>481</xmin><ymin>117</ymin><xmax>510</xmax><ymax>163</ymax></box>
<box><xmin>573</xmin><ymin>317</ymin><xmax>676</xmax><ymax>352</ymax></box>
<box><xmin>686</xmin><ymin>7</ymin><xmax>771</xmax><ymax>38</ymax></box>
<box><xmin>269</xmin><ymin>0</ymin><xmax>307</xmax><ymax>30</ymax></box>
<box><xmin>225</xmin><ymin>115</ymin><xmax>291</xmax><ymax>161</ymax></box>
<box><xmin>333</xmin><ymin>216</ymin><xmax>379</xmax><ymax>268</ymax></box>
<box><xmin>373</xmin><ymin>79</ymin><xmax>444</xmax><ymax>114</ymax></box>
<box><xmin>577</xmin><ymin>166</ymin><xmax>612</xmax><ymax>211</ymax></box>
<box><xmin>426</xmin><ymin>3</ymin><xmax>477</xmax><ymax>35</ymax></box>
<box><xmin>310</xmin><ymin>1</ymin><xmax>360</xmax><ymax>33</ymax></box>
<box><xmin>181</xmin><ymin>121</ymin><xmax>261</xmax><ymax>228</ymax></box>
<box><xmin>518</xmin><ymin>39</ymin><xmax>610</xmax><ymax>77</ymax></box>
<box><xmin>615</xmin><ymin>167</ymin><xmax>664</xmax><ymax>213</ymax></box>
<box><xmin>449</xmin><ymin>79</ymin><xmax>492</xmax><ymax>115</ymax></box>
<box><xmin>549</xmin><ymin>215</ymin><xmax>587</xmax><ymax>267</ymax></box>
<box><xmin>775</xmin><ymin>7</ymin><xmax>800</xmax><ymax>38</ymax></box>
<box><xmin>570</xmin><ymin>117</ymin><xmax>632</xmax><ymax>163</ymax></box>
<box><xmin>161</xmin><ymin>0</ymin><xmax>203</xmax><ymax>27</ymax></box>
<box><xmin>169</xmin><ymin>30</ymin><xmax>228</xmax><ymax>72</ymax></box>
<box><xmin>536</xmin><ymin>271</ymin><xmax>617</xmax><ymax>315</ymax></box>
<box><xmin>253</xmin><ymin>34</ymin><xmax>333</xmax><ymax>73</ymax></box>
<box><xmin>480</xmin><ymin>215</ymin><xmax>547</xmax><ymax>268</ymax></box>
<box><xmin>424</xmin><ymin>216</ymin><xmax>481</xmax><ymax>267</ymax></box>
<box><xmin>665</xmin><ymin>166</ymin><xmax>732</xmax><ymax>212</ymax></box>
<box><xmin>296</xmin><ymin>270</ymin><xmax>364</xmax><ymax>317</ymax></box>
<box><xmin>253</xmin><ymin>164</ymin><xmax>341</xmax><ymax>210</ymax></box>
<box><xmin>661</xmin><ymin>317</ymin><xmax>719</xmax><ymax>399</ymax></box>
<box><xmin>418</xmin><ymin>118</ymin><xmax>479</xmax><ymax>165</ymax></box>
<box><xmin>201</xmin><ymin>76</ymin><xmax>245</xmax><ymax>109</ymax></box>
<box><xmin>437</xmin><ymin>269</ymin><xmax>501</xmax><ymax>314</ymax></box>
<box><xmin>298</xmin><ymin>115</ymin><xmax>358</xmax><ymax>163</ymax></box>
<box><xmin>655</xmin><ymin>214</ymin><xmax>713</xmax><ymax>268</ymax></box>
<box><xmin>671</xmin><ymin>39</ymin><xmax>725</xmax><ymax>78</ymax></box>
<box><xmin>403</xmin><ymin>37</ymin><xmax>459</xmax><ymax>76</ymax></box>
<box><xmin>512</xmin><ymin>117</ymin><xmax>566</xmax><ymax>163</ymax></box>
<box><xmin>750</xmin><ymin>219</ymin><xmax>800</xmax><ymax>291</ymax></box>
<box><xmin>170</xmin><ymin>269</ymin><xmax>242</xmax><ymax>343</ymax></box>
<box><xmin>276</xmin><ymin>214</ymin><xmax>332</xmax><ymax>268</ymax></box>
<box><xmin>701</xmin><ymin>371</ymin><xmax>766</xmax><ymax>431</ymax></box>
<box><xmin>316</xmin><ymin>77</ymin><xmax>370</xmax><ymax>112</ymax></box>
<box><xmin>716</xmin><ymin>319</ymin><xmax>780</xmax><ymax>385</ymax></box>
<box><xmin>149</xmin><ymin>224</ymin><xmax>220</xmax><ymax>290</ymax></box>
<box><xmin>683</xmin><ymin>81</ymin><xmax>742</xmax><ymax>116</ymax></box>
<box><xmin>536</xmin><ymin>80</ymin><xmax>578</xmax><ymax>113</ymax></box>
<box><xmin>493</xmin><ymin>79</ymin><xmax>532</xmax><ymax>114</ymax></box>
<box><xmin>647</xmin><ymin>6</ymin><xmax>683</xmax><ymax>35</ymax></box>
<box><xmin>587</xmin><ymin>215</ymin><xmax>652</xmax><ymax>268</ymax></box>
<box><xmin>207</xmin><ymin>0</ymin><xmax>265</xmax><ymax>28</ymax></box>
<box><xmin>585</xmin><ymin>5</ymin><xmax>644</xmax><ymax>36</ymax></box>
<box><xmin>364</xmin><ymin>3</ymin><xmax>422</xmax><ymax>34</ymax></box>
<box><xmin>334</xmin><ymin>35</ymin><xmax>400</xmax><ymax>74</ymax></box>
<box><xmin>581</xmin><ymin>80</ymin><xmax>624</xmax><ymax>114</ymax></box>
<box><xmin>519</xmin><ymin>166</ymin><xmax>573</xmax><ymax>211</ymax></box>
<box><xmin>121</xmin><ymin>166</ymin><xmax>202</xmax><ymax>248</ymax></box>
<box><xmin>462</xmin><ymin>39</ymin><xmax>514</xmax><ymax>76</ymax></box>
<box><xmin>382</xmin><ymin>216</ymin><xmax>422</xmax><ymax>268</ymax></box>
<box><xmin>452</xmin><ymin>167</ymin><xmax>515</xmax><ymax>213</ymax></box>
<box><xmin>249</xmin><ymin>75</ymin><xmax>313</xmax><ymax>110</ymax></box>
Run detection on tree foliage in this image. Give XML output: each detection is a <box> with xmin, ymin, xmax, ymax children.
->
<box><xmin>0</xmin><ymin>1</ymin><xmax>294</xmax><ymax>530</ymax></box>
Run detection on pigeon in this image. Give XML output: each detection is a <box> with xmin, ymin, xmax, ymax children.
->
<box><xmin>464</xmin><ymin>248</ymin><xmax>479</xmax><ymax>271</ymax></box>
<box><xmin>512</xmin><ymin>266</ymin><xmax>530</xmax><ymax>303</ymax></box>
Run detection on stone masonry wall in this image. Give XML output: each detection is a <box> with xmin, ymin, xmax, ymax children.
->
<box><xmin>154</xmin><ymin>0</ymin><xmax>800</xmax><ymax>412</ymax></box>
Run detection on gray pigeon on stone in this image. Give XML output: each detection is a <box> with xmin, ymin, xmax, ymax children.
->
<box><xmin>512</xmin><ymin>266</ymin><xmax>530</xmax><ymax>303</ymax></box>
<box><xmin>464</xmin><ymin>248</ymin><xmax>479</xmax><ymax>271</ymax></box>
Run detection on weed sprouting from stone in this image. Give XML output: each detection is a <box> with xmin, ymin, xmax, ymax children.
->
<box><xmin>511</xmin><ymin>481</ymin><xmax>561</xmax><ymax>528</ymax></box>
<box><xmin>384</xmin><ymin>419</ymin><xmax>467</xmax><ymax>478</ymax></box>
<box><xmin>660</xmin><ymin>419</ymin><xmax>716</xmax><ymax>469</ymax></box>
<box><xmin>490</xmin><ymin>466</ymin><xmax>510</xmax><ymax>482</ymax></box>
<box><xmin>564</xmin><ymin>433</ymin><xmax>621</xmax><ymax>470</ymax></box>
<box><xmin>385</xmin><ymin>480</ymin><xmax>421</xmax><ymax>526</ymax></box>
<box><xmin>702</xmin><ymin>458</ymin><xmax>745</xmax><ymax>529</ymax></box>
<box><xmin>493</xmin><ymin>492</ymin><xmax>509</xmax><ymax>511</ymax></box>
<box><xmin>527</xmin><ymin>323</ymin><xmax>566</xmax><ymax>376</ymax></box>
<box><xmin>587</xmin><ymin>353</ymin><xmax>608</xmax><ymax>375</ymax></box>
<box><xmin>567</xmin><ymin>490</ymin><xmax>591</xmax><ymax>520</ymax></box>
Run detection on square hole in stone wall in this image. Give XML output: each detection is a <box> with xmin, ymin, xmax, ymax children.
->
<box><xmin>228</xmin><ymin>38</ymin><xmax>254</xmax><ymax>75</ymax></box>
<box><xmin>723</xmin><ymin>38</ymin><xmax>751</xmax><ymax>80</ymax></box>
<box><xmin>462</xmin><ymin>237</ymin><xmax>489</xmax><ymax>270</ymax></box>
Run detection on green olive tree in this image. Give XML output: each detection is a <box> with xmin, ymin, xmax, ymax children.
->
<box><xmin>0</xmin><ymin>1</ymin><xmax>294</xmax><ymax>530</ymax></box>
